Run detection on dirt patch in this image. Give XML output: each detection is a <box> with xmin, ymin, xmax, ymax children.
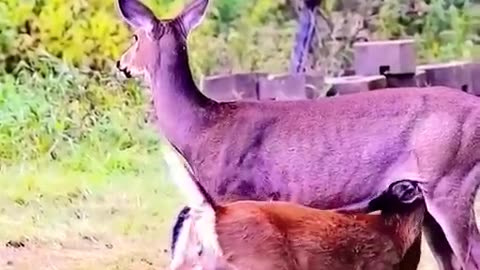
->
<box><xmin>0</xmin><ymin>238</ymin><xmax>170</xmax><ymax>270</ymax></box>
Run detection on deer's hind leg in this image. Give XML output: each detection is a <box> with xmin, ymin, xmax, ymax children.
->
<box><xmin>424</xmin><ymin>167</ymin><xmax>480</xmax><ymax>270</ymax></box>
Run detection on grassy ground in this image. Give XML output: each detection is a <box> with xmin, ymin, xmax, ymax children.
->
<box><xmin>0</xmin><ymin>161</ymin><xmax>186</xmax><ymax>270</ymax></box>
<box><xmin>2</xmin><ymin>161</ymin><xmax>476</xmax><ymax>269</ymax></box>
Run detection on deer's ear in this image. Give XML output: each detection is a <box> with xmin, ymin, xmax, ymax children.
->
<box><xmin>179</xmin><ymin>0</ymin><xmax>209</xmax><ymax>34</ymax></box>
<box><xmin>118</xmin><ymin>0</ymin><xmax>157</xmax><ymax>31</ymax></box>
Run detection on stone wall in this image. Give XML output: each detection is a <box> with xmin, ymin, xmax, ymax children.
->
<box><xmin>200</xmin><ymin>39</ymin><xmax>480</xmax><ymax>101</ymax></box>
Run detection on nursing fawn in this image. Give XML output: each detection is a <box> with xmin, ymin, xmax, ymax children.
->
<box><xmin>165</xmin><ymin>149</ymin><xmax>424</xmax><ymax>270</ymax></box>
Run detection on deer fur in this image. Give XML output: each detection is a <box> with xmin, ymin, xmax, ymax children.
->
<box><xmin>164</xmin><ymin>148</ymin><xmax>424</xmax><ymax>270</ymax></box>
<box><xmin>115</xmin><ymin>0</ymin><xmax>480</xmax><ymax>269</ymax></box>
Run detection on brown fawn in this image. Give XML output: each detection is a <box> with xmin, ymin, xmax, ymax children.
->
<box><xmin>115</xmin><ymin>0</ymin><xmax>480</xmax><ymax>268</ymax></box>
<box><xmin>165</xmin><ymin>149</ymin><xmax>424</xmax><ymax>270</ymax></box>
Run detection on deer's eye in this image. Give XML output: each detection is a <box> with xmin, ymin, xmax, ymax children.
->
<box><xmin>133</xmin><ymin>34</ymin><xmax>138</xmax><ymax>41</ymax></box>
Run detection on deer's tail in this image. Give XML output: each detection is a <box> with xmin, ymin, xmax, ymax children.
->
<box><xmin>162</xmin><ymin>146</ymin><xmax>217</xmax><ymax>210</ymax></box>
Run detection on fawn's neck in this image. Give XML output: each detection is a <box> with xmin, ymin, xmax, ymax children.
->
<box><xmin>149</xmin><ymin>45</ymin><xmax>214</xmax><ymax>154</ymax></box>
<box><xmin>382</xmin><ymin>204</ymin><xmax>425</xmax><ymax>256</ymax></box>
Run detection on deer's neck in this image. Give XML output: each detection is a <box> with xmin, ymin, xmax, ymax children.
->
<box><xmin>149</xmin><ymin>46</ymin><xmax>214</xmax><ymax>154</ymax></box>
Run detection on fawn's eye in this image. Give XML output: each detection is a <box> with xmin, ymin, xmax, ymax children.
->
<box><xmin>133</xmin><ymin>34</ymin><xmax>138</xmax><ymax>41</ymax></box>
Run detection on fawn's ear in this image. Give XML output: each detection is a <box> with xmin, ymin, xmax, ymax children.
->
<box><xmin>390</xmin><ymin>180</ymin><xmax>423</xmax><ymax>204</ymax></box>
<box><xmin>117</xmin><ymin>0</ymin><xmax>157</xmax><ymax>31</ymax></box>
<box><xmin>179</xmin><ymin>0</ymin><xmax>209</xmax><ymax>34</ymax></box>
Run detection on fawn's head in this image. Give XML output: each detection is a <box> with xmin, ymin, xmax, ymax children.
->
<box><xmin>369</xmin><ymin>180</ymin><xmax>424</xmax><ymax>214</ymax></box>
<box><xmin>116</xmin><ymin>0</ymin><xmax>208</xmax><ymax>79</ymax></box>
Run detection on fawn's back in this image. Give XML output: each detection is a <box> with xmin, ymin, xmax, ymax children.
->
<box><xmin>214</xmin><ymin>200</ymin><xmax>423</xmax><ymax>270</ymax></box>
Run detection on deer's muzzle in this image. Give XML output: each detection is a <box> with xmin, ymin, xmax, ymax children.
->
<box><xmin>116</xmin><ymin>61</ymin><xmax>132</xmax><ymax>78</ymax></box>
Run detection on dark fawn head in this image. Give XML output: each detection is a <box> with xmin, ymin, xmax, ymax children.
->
<box><xmin>369</xmin><ymin>180</ymin><xmax>424</xmax><ymax>214</ymax></box>
<box><xmin>369</xmin><ymin>179</ymin><xmax>425</xmax><ymax>256</ymax></box>
<box><xmin>115</xmin><ymin>0</ymin><xmax>209</xmax><ymax>81</ymax></box>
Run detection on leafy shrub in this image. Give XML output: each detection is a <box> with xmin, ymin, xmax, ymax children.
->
<box><xmin>0</xmin><ymin>0</ymin><xmax>295</xmax><ymax>77</ymax></box>
<box><xmin>373</xmin><ymin>0</ymin><xmax>477</xmax><ymax>63</ymax></box>
<box><xmin>0</xmin><ymin>0</ymin><xmax>212</xmax><ymax>70</ymax></box>
<box><xmin>0</xmin><ymin>0</ymin><xmax>181</xmax><ymax>71</ymax></box>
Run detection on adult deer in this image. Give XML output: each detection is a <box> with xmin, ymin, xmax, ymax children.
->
<box><xmin>115</xmin><ymin>0</ymin><xmax>480</xmax><ymax>269</ymax></box>
<box><xmin>164</xmin><ymin>147</ymin><xmax>425</xmax><ymax>270</ymax></box>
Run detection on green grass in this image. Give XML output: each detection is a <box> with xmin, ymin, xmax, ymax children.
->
<box><xmin>0</xmin><ymin>161</ymin><xmax>185</xmax><ymax>270</ymax></box>
<box><xmin>0</xmin><ymin>59</ymin><xmax>185</xmax><ymax>269</ymax></box>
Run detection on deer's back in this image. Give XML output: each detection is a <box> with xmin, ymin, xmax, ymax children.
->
<box><xmin>188</xmin><ymin>87</ymin><xmax>480</xmax><ymax>208</ymax></box>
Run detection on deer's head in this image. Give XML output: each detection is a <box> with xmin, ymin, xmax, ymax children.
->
<box><xmin>116</xmin><ymin>0</ymin><xmax>209</xmax><ymax>79</ymax></box>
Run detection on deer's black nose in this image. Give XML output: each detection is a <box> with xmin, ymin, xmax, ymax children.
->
<box><xmin>116</xmin><ymin>61</ymin><xmax>132</xmax><ymax>78</ymax></box>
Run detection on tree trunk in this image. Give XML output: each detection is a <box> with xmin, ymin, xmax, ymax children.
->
<box><xmin>289</xmin><ymin>0</ymin><xmax>322</xmax><ymax>73</ymax></box>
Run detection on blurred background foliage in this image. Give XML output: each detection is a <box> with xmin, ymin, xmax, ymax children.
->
<box><xmin>0</xmin><ymin>0</ymin><xmax>478</xmax><ymax>170</ymax></box>
<box><xmin>2</xmin><ymin>0</ymin><xmax>477</xmax><ymax>76</ymax></box>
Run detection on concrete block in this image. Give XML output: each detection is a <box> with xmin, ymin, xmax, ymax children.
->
<box><xmin>470</xmin><ymin>62</ymin><xmax>480</xmax><ymax>96</ymax></box>
<box><xmin>324</xmin><ymin>75</ymin><xmax>387</xmax><ymax>95</ymax></box>
<box><xmin>258</xmin><ymin>73</ymin><xmax>323</xmax><ymax>101</ymax></box>
<box><xmin>417</xmin><ymin>61</ymin><xmax>473</xmax><ymax>93</ymax></box>
<box><xmin>201</xmin><ymin>73</ymin><xmax>265</xmax><ymax>102</ymax></box>
<box><xmin>354</xmin><ymin>39</ymin><xmax>417</xmax><ymax>76</ymax></box>
<box><xmin>416</xmin><ymin>70</ymin><xmax>428</xmax><ymax>88</ymax></box>
<box><xmin>305</xmin><ymin>73</ymin><xmax>324</xmax><ymax>99</ymax></box>
<box><xmin>385</xmin><ymin>70</ymin><xmax>427</xmax><ymax>88</ymax></box>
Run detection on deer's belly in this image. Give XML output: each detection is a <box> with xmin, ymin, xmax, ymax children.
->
<box><xmin>191</xmin><ymin>108</ymin><xmax>428</xmax><ymax>210</ymax></box>
<box><xmin>192</xmin><ymin>143</ymin><xmax>405</xmax><ymax>210</ymax></box>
